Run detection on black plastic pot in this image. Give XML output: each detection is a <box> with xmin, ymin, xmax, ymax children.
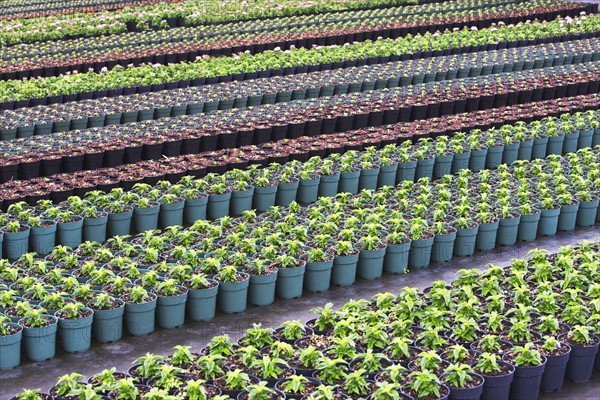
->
<box><xmin>478</xmin><ymin>361</ymin><xmax>514</xmax><ymax>400</ymax></box>
<box><xmin>560</xmin><ymin>334</ymin><xmax>600</xmax><ymax>382</ymax></box>
<box><xmin>540</xmin><ymin>346</ymin><xmax>571</xmax><ymax>393</ymax></box>
<box><xmin>507</xmin><ymin>356</ymin><xmax>546</xmax><ymax>400</ymax></box>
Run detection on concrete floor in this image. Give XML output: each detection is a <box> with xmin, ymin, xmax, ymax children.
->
<box><xmin>2</xmin><ymin>227</ymin><xmax>600</xmax><ymax>398</ymax></box>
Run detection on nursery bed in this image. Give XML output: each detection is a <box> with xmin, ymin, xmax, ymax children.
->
<box><xmin>0</xmin><ymin>226</ymin><xmax>598</xmax><ymax>398</ymax></box>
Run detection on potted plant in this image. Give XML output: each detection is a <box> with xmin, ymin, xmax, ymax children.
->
<box><xmin>27</xmin><ymin>216</ymin><xmax>57</xmax><ymax>256</ymax></box>
<box><xmin>253</xmin><ymin>171</ymin><xmax>278</xmax><ymax>213</ymax></box>
<box><xmin>206</xmin><ymin>178</ymin><xmax>232</xmax><ymax>220</ymax></box>
<box><xmin>559</xmin><ymin>325</ymin><xmax>600</xmax><ymax>383</ymax></box>
<box><xmin>273</xmin><ymin>255</ymin><xmax>306</xmax><ymax>300</ymax></box>
<box><xmin>402</xmin><ymin>370</ymin><xmax>450</xmax><ymax>400</ymax></box>
<box><xmin>56</xmin><ymin>210</ymin><xmax>84</xmax><ymax>249</ymax></box>
<box><xmin>383</xmin><ymin>231</ymin><xmax>411</xmax><ymax>274</ymax></box>
<box><xmin>184</xmin><ymin>273</ymin><xmax>219</xmax><ymax>321</ymax></box>
<box><xmin>159</xmin><ymin>193</ymin><xmax>185</xmax><ymax>228</ymax></box>
<box><xmin>431</xmin><ymin>222</ymin><xmax>457</xmax><ymax>263</ymax></box>
<box><xmin>0</xmin><ymin>315</ymin><xmax>23</xmax><ymax>370</ymax></box>
<box><xmin>54</xmin><ymin>302</ymin><xmax>94</xmax><ymax>353</ymax></box>
<box><xmin>441</xmin><ymin>364</ymin><xmax>484</xmax><ymax>400</ymax></box>
<box><xmin>132</xmin><ymin>194</ymin><xmax>161</xmax><ymax>233</ymax></box>
<box><xmin>244</xmin><ymin>260</ymin><xmax>279</xmax><ymax>306</ymax></box>
<box><xmin>213</xmin><ymin>368</ymin><xmax>259</xmax><ymax>398</ymax></box>
<box><xmin>19</xmin><ymin>308</ymin><xmax>58</xmax><ymax>362</ymax></box>
<box><xmin>407</xmin><ymin>218</ymin><xmax>434</xmax><ymax>268</ymax></box>
<box><xmin>356</xmin><ymin>234</ymin><xmax>387</xmax><ymax>280</ymax></box>
<box><xmin>303</xmin><ymin>247</ymin><xmax>334</xmax><ymax>293</ymax></box>
<box><xmin>502</xmin><ymin>343</ymin><xmax>546</xmax><ymax>400</ymax></box>
<box><xmin>121</xmin><ymin>286</ymin><xmax>157</xmax><ymax>336</ymax></box>
<box><xmin>215</xmin><ymin>266</ymin><xmax>250</xmax><ymax>314</ymax></box>
<box><xmin>2</xmin><ymin>220</ymin><xmax>30</xmax><ymax>260</ymax></box>
<box><xmin>87</xmin><ymin>292</ymin><xmax>125</xmax><ymax>343</ymax></box>
<box><xmin>473</xmin><ymin>352</ymin><xmax>515</xmax><ymax>400</ymax></box>
<box><xmin>154</xmin><ymin>278</ymin><xmax>189</xmax><ymax>329</ymax></box>
<box><xmin>538</xmin><ymin>336</ymin><xmax>571</xmax><ymax>393</ymax></box>
<box><xmin>81</xmin><ymin>204</ymin><xmax>108</xmax><ymax>244</ymax></box>
<box><xmin>104</xmin><ymin>199</ymin><xmax>134</xmax><ymax>237</ymax></box>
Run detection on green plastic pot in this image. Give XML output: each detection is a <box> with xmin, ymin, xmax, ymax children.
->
<box><xmin>187</xmin><ymin>281</ymin><xmax>219</xmax><ymax>321</ymax></box>
<box><xmin>276</xmin><ymin>180</ymin><xmax>299</xmax><ymax>207</ymax></box>
<box><xmin>339</xmin><ymin>170</ymin><xmax>360</xmax><ymax>194</ymax></box>
<box><xmin>415</xmin><ymin>158</ymin><xmax>434</xmax><ymax>180</ymax></box>
<box><xmin>377</xmin><ymin>164</ymin><xmax>398</xmax><ymax>188</ymax></box>
<box><xmin>318</xmin><ymin>174</ymin><xmax>340</xmax><ymax>198</ymax></box>
<box><xmin>546</xmin><ymin>135</ymin><xmax>565</xmax><ymax>155</ymax></box>
<box><xmin>517</xmin><ymin>210</ymin><xmax>541</xmax><ymax>242</ymax></box>
<box><xmin>248</xmin><ymin>271</ymin><xmax>278</xmax><ymax>306</ymax></box>
<box><xmin>3</xmin><ymin>226</ymin><xmax>30</xmax><ymax>261</ymax></box>
<box><xmin>231</xmin><ymin>188</ymin><xmax>255</xmax><ymax>216</ymax></box>
<box><xmin>518</xmin><ymin>140</ymin><xmax>534</xmax><ymax>161</ymax></box>
<box><xmin>358</xmin><ymin>167</ymin><xmax>380</xmax><ymax>191</ymax></box>
<box><xmin>207</xmin><ymin>191</ymin><xmax>232</xmax><ymax>220</ymax></box>
<box><xmin>397</xmin><ymin>160</ymin><xmax>417</xmax><ymax>182</ymax></box>
<box><xmin>383</xmin><ymin>240</ymin><xmax>411</xmax><ymax>274</ymax></box>
<box><xmin>0</xmin><ymin>323</ymin><xmax>22</xmax><ymax>370</ymax></box>
<box><xmin>133</xmin><ymin>203</ymin><xmax>160</xmax><ymax>233</ymax></box>
<box><xmin>502</xmin><ymin>142</ymin><xmax>520</xmax><ymax>165</ymax></box>
<box><xmin>453</xmin><ymin>225</ymin><xmax>479</xmax><ymax>257</ymax></box>
<box><xmin>56</xmin><ymin>308</ymin><xmax>94</xmax><ymax>353</ymax></box>
<box><xmin>475</xmin><ymin>220</ymin><xmax>499</xmax><ymax>252</ymax></box>
<box><xmin>124</xmin><ymin>294</ymin><xmax>157</xmax><ymax>336</ymax></box>
<box><xmin>21</xmin><ymin>315</ymin><xmax>57</xmax><ymax>362</ymax></box>
<box><xmin>485</xmin><ymin>145</ymin><xmax>504</xmax><ymax>169</ymax></box>
<box><xmin>216</xmin><ymin>273</ymin><xmax>250</xmax><ymax>314</ymax></box>
<box><xmin>298</xmin><ymin>176</ymin><xmax>321</xmax><ymax>205</ymax></box>
<box><xmin>184</xmin><ymin>196</ymin><xmax>208</xmax><ymax>224</ymax></box>
<box><xmin>17</xmin><ymin>125</ymin><xmax>34</xmax><ymax>138</ymax></box>
<box><xmin>29</xmin><ymin>220</ymin><xmax>57</xmax><ymax>255</ymax></box>
<box><xmin>433</xmin><ymin>154</ymin><xmax>453</xmax><ymax>179</ymax></box>
<box><xmin>431</xmin><ymin>228</ymin><xmax>457</xmax><ymax>263</ymax></box>
<box><xmin>0</xmin><ymin>233</ymin><xmax>3</xmax><ymax>259</ymax></box>
<box><xmin>532</xmin><ymin>137</ymin><xmax>548</xmax><ymax>159</ymax></box>
<box><xmin>156</xmin><ymin>289</ymin><xmax>188</xmax><ymax>329</ymax></box>
<box><xmin>331</xmin><ymin>253</ymin><xmax>358</xmax><ymax>286</ymax></box>
<box><xmin>557</xmin><ymin>201</ymin><xmax>580</xmax><ymax>231</ymax></box>
<box><xmin>538</xmin><ymin>207</ymin><xmax>561</xmax><ymax>237</ymax></box>
<box><xmin>89</xmin><ymin>299</ymin><xmax>125</xmax><ymax>343</ymax></box>
<box><xmin>592</xmin><ymin>128</ymin><xmax>600</xmax><ymax>147</ymax></box>
<box><xmin>576</xmin><ymin>199</ymin><xmax>599</xmax><ymax>227</ymax></box>
<box><xmin>469</xmin><ymin>149</ymin><xmax>488</xmax><ymax>172</ymax></box>
<box><xmin>0</xmin><ymin>128</ymin><xmax>17</xmax><ymax>140</ymax></box>
<box><xmin>159</xmin><ymin>199</ymin><xmax>185</xmax><ymax>228</ymax></box>
<box><xmin>253</xmin><ymin>185</ymin><xmax>277</xmax><ymax>213</ymax></box>
<box><xmin>57</xmin><ymin>216</ymin><xmax>84</xmax><ymax>248</ymax></box>
<box><xmin>276</xmin><ymin>264</ymin><xmax>306</xmax><ymax>299</ymax></box>
<box><xmin>578</xmin><ymin>129</ymin><xmax>594</xmax><ymax>150</ymax></box>
<box><xmin>105</xmin><ymin>113</ymin><xmax>122</xmax><ymax>125</ymax></box>
<box><xmin>451</xmin><ymin>151</ymin><xmax>471</xmax><ymax>174</ymax></box>
<box><xmin>83</xmin><ymin>214</ymin><xmax>108</xmax><ymax>243</ymax></box>
<box><xmin>408</xmin><ymin>236</ymin><xmax>434</xmax><ymax>268</ymax></box>
<box><xmin>497</xmin><ymin>215</ymin><xmax>522</xmax><ymax>246</ymax></box>
<box><xmin>563</xmin><ymin>131</ymin><xmax>580</xmax><ymax>154</ymax></box>
<box><xmin>88</xmin><ymin>115</ymin><xmax>105</xmax><ymax>128</ymax></box>
<box><xmin>304</xmin><ymin>260</ymin><xmax>333</xmax><ymax>293</ymax></box>
<box><xmin>357</xmin><ymin>247</ymin><xmax>387</xmax><ymax>279</ymax></box>
<box><xmin>106</xmin><ymin>208</ymin><xmax>133</xmax><ymax>237</ymax></box>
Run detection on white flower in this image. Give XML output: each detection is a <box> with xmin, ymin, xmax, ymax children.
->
<box><xmin>273</xmin><ymin>46</ymin><xmax>281</xmax><ymax>51</ymax></box>
<box><xmin>470</xmin><ymin>26</ymin><xmax>478</xmax><ymax>31</ymax></box>
<box><xmin>100</xmin><ymin>66</ymin><xmax>108</xmax><ymax>72</ymax></box>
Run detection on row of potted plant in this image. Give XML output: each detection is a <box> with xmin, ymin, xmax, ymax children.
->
<box><xmin>0</xmin><ymin>0</ymin><xmax>441</xmax><ymax>46</ymax></box>
<box><xmin>0</xmin><ymin>0</ymin><xmax>520</xmax><ymax>73</ymax></box>
<box><xmin>2</xmin><ymin>36</ymin><xmax>597</xmax><ymax>135</ymax></box>
<box><xmin>0</xmin><ymin>61</ymin><xmax>598</xmax><ymax>182</ymax></box>
<box><xmin>2</xmin><ymin>91</ymin><xmax>598</xmax><ymax>206</ymax></box>
<box><xmin>1</xmin><ymin>145</ymin><xmax>600</xmax><ymax>361</ymax></box>
<box><xmin>0</xmin><ymin>109</ymin><xmax>597</xmax><ymax>261</ymax></box>
<box><xmin>4</xmin><ymin>240</ymin><xmax>599</xmax><ymax>399</ymax></box>
<box><xmin>0</xmin><ymin>0</ymin><xmax>565</xmax><ymax>81</ymax></box>
<box><xmin>0</xmin><ymin>0</ymin><xmax>175</xmax><ymax>22</ymax></box>
<box><xmin>2</xmin><ymin>11</ymin><xmax>598</xmax><ymax>107</ymax></box>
